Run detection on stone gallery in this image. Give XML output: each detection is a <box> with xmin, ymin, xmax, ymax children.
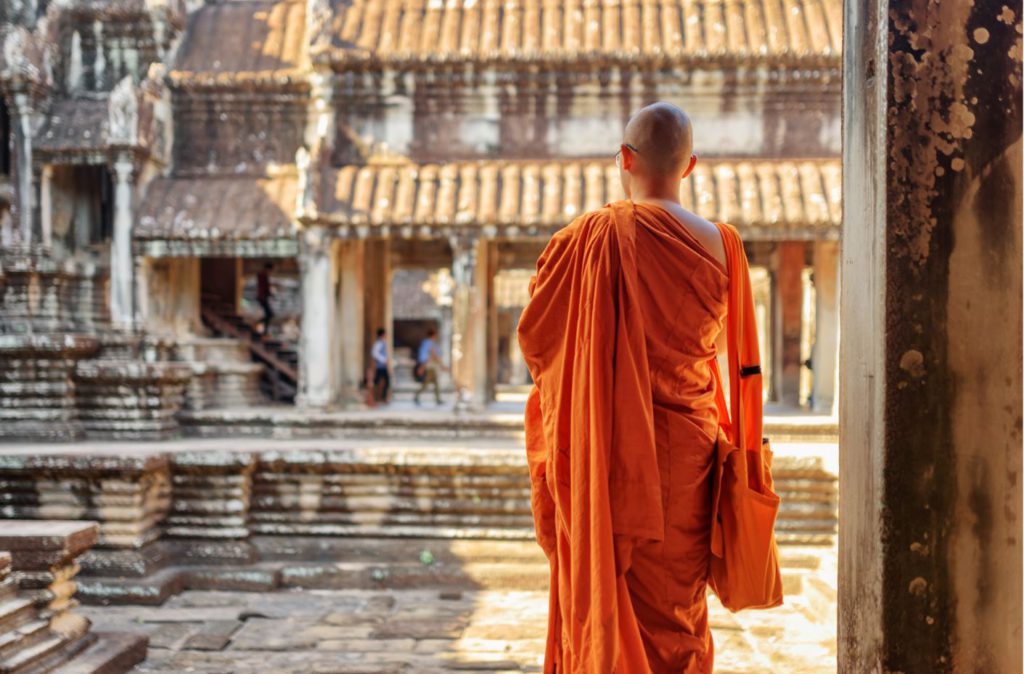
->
<box><xmin>0</xmin><ymin>0</ymin><xmax>841</xmax><ymax>424</ymax></box>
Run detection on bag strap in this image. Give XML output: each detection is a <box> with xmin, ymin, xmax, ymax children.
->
<box><xmin>712</xmin><ymin>222</ymin><xmax>767</xmax><ymax>489</ymax></box>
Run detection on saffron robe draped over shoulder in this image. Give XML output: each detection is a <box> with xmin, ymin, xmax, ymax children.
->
<box><xmin>517</xmin><ymin>200</ymin><xmax>736</xmax><ymax>674</ymax></box>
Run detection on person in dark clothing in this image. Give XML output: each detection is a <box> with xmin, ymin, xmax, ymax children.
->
<box><xmin>256</xmin><ymin>263</ymin><xmax>273</xmax><ymax>335</ymax></box>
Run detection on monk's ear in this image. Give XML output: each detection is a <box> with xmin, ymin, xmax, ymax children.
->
<box><xmin>682</xmin><ymin>154</ymin><xmax>698</xmax><ymax>179</ymax></box>
<box><xmin>621</xmin><ymin>145</ymin><xmax>635</xmax><ymax>171</ymax></box>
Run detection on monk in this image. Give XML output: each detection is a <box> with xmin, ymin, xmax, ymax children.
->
<box><xmin>517</xmin><ymin>102</ymin><xmax>744</xmax><ymax>673</ymax></box>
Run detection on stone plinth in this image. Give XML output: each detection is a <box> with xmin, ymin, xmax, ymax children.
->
<box><xmin>181</xmin><ymin>364</ymin><xmax>217</xmax><ymax>412</ymax></box>
<box><xmin>167</xmin><ymin>452</ymin><xmax>255</xmax><ymax>544</ymax></box>
<box><xmin>0</xmin><ymin>453</ymin><xmax>171</xmax><ymax>555</ymax></box>
<box><xmin>176</xmin><ymin>339</ymin><xmax>266</xmax><ymax>410</ymax></box>
<box><xmin>74</xmin><ymin>362</ymin><xmax>191</xmax><ymax>440</ymax></box>
<box><xmin>249</xmin><ymin>448</ymin><xmax>534</xmax><ymax>538</ymax></box>
<box><xmin>0</xmin><ymin>522</ymin><xmax>146</xmax><ymax>673</ymax></box>
<box><xmin>0</xmin><ymin>250</ymin><xmax>70</xmax><ymax>335</ymax></box>
<box><xmin>0</xmin><ymin>335</ymin><xmax>100</xmax><ymax>441</ymax></box>
<box><xmin>208</xmin><ymin>363</ymin><xmax>265</xmax><ymax>409</ymax></box>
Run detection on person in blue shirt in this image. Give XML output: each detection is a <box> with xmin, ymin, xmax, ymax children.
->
<box><xmin>371</xmin><ymin>327</ymin><xmax>390</xmax><ymax>403</ymax></box>
<box><xmin>414</xmin><ymin>326</ymin><xmax>444</xmax><ymax>406</ymax></box>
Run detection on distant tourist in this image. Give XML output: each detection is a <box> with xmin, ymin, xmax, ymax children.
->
<box><xmin>371</xmin><ymin>327</ymin><xmax>391</xmax><ymax>404</ymax></box>
<box><xmin>256</xmin><ymin>263</ymin><xmax>273</xmax><ymax>335</ymax></box>
<box><xmin>413</xmin><ymin>327</ymin><xmax>444</xmax><ymax>406</ymax></box>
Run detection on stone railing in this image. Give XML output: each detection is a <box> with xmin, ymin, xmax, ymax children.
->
<box><xmin>0</xmin><ymin>520</ymin><xmax>147</xmax><ymax>672</ymax></box>
<box><xmin>0</xmin><ymin>445</ymin><xmax>838</xmax><ymax>605</ymax></box>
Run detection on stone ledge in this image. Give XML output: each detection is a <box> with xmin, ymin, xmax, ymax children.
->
<box><xmin>0</xmin><ymin>521</ymin><xmax>99</xmax><ymax>557</ymax></box>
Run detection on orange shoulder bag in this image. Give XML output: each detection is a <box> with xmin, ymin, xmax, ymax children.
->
<box><xmin>708</xmin><ymin>222</ymin><xmax>784</xmax><ymax>612</ymax></box>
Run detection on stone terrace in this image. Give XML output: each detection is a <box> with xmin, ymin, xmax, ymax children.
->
<box><xmin>0</xmin><ymin>436</ymin><xmax>838</xmax><ymax>672</ymax></box>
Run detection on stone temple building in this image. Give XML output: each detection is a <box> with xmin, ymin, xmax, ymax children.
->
<box><xmin>0</xmin><ymin>0</ymin><xmax>842</xmax><ymax>421</ymax></box>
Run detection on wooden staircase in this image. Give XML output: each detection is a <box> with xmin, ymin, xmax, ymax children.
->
<box><xmin>201</xmin><ymin>305</ymin><xmax>298</xmax><ymax>403</ymax></box>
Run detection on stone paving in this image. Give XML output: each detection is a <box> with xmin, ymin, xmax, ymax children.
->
<box><xmin>79</xmin><ymin>582</ymin><xmax>835</xmax><ymax>673</ymax></box>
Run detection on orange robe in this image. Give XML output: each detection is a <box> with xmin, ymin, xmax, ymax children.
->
<box><xmin>518</xmin><ymin>200</ymin><xmax>734</xmax><ymax>674</ymax></box>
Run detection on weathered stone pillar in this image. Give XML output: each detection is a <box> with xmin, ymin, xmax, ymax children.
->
<box><xmin>297</xmin><ymin>226</ymin><xmax>339</xmax><ymax>408</ymax></box>
<box><xmin>772</xmin><ymin>241</ymin><xmax>805</xmax><ymax>405</ymax></box>
<box><xmin>840</xmin><ymin>0</ymin><xmax>1021</xmax><ymax>671</ymax></box>
<box><xmin>39</xmin><ymin>163</ymin><xmax>52</xmax><ymax>248</ymax></box>
<box><xmin>11</xmin><ymin>91</ymin><xmax>33</xmax><ymax>246</ymax></box>
<box><xmin>811</xmin><ymin>240</ymin><xmax>839</xmax><ymax>414</ymax></box>
<box><xmin>362</xmin><ymin>238</ymin><xmax>392</xmax><ymax>374</ymax></box>
<box><xmin>336</xmin><ymin>237</ymin><xmax>365</xmax><ymax>404</ymax></box>
<box><xmin>110</xmin><ymin>154</ymin><xmax>135</xmax><ymax>329</ymax></box>
<box><xmin>449</xmin><ymin>236</ymin><xmax>490</xmax><ymax>411</ymax></box>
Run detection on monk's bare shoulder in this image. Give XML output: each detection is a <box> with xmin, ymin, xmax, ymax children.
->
<box><xmin>647</xmin><ymin>200</ymin><xmax>728</xmax><ymax>271</ymax></box>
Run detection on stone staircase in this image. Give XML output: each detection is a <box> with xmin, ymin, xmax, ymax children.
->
<box><xmin>200</xmin><ymin>306</ymin><xmax>297</xmax><ymax>403</ymax></box>
<box><xmin>0</xmin><ymin>521</ymin><xmax>145</xmax><ymax>674</ymax></box>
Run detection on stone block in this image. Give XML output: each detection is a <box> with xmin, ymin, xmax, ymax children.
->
<box><xmin>74</xmin><ymin>361</ymin><xmax>192</xmax><ymax>441</ymax></box>
<box><xmin>0</xmin><ymin>335</ymin><xmax>99</xmax><ymax>441</ymax></box>
<box><xmin>0</xmin><ymin>521</ymin><xmax>99</xmax><ymax>560</ymax></box>
<box><xmin>166</xmin><ymin>453</ymin><xmax>255</xmax><ymax>541</ymax></box>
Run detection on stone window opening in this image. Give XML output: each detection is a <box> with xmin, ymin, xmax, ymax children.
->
<box><xmin>49</xmin><ymin>164</ymin><xmax>114</xmax><ymax>258</ymax></box>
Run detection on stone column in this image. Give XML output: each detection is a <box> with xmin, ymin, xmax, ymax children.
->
<box><xmin>336</xmin><ymin>238</ymin><xmax>365</xmax><ymax>404</ymax></box>
<box><xmin>772</xmin><ymin>241</ymin><xmax>804</xmax><ymax>406</ymax></box>
<box><xmin>449</xmin><ymin>236</ymin><xmax>490</xmax><ymax>412</ymax></box>
<box><xmin>110</xmin><ymin>154</ymin><xmax>135</xmax><ymax>329</ymax></box>
<box><xmin>811</xmin><ymin>240</ymin><xmax>839</xmax><ymax>414</ymax></box>
<box><xmin>297</xmin><ymin>226</ymin><xmax>339</xmax><ymax>408</ymax></box>
<box><xmin>362</xmin><ymin>238</ymin><xmax>392</xmax><ymax>374</ymax></box>
<box><xmin>39</xmin><ymin>163</ymin><xmax>52</xmax><ymax>248</ymax></box>
<box><xmin>840</xmin><ymin>0</ymin><xmax>1021</xmax><ymax>671</ymax></box>
<box><xmin>11</xmin><ymin>92</ymin><xmax>33</xmax><ymax>247</ymax></box>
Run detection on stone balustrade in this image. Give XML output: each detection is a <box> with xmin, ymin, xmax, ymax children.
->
<box><xmin>0</xmin><ymin>521</ymin><xmax>146</xmax><ymax>673</ymax></box>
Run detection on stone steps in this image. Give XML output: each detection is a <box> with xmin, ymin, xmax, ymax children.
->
<box><xmin>0</xmin><ymin>599</ymin><xmax>35</xmax><ymax>635</ymax></box>
<box><xmin>0</xmin><ymin>523</ymin><xmax>145</xmax><ymax>673</ymax></box>
<box><xmin>0</xmin><ymin>630</ymin><xmax>88</xmax><ymax>674</ymax></box>
<box><xmin>71</xmin><ymin>536</ymin><xmax>834</xmax><ymax>615</ymax></box>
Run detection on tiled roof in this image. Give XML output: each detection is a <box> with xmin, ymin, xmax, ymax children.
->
<box><xmin>324</xmin><ymin>0</ymin><xmax>842</xmax><ymax>67</ymax></box>
<box><xmin>137</xmin><ymin>174</ymin><xmax>299</xmax><ymax>241</ymax></box>
<box><xmin>317</xmin><ymin>158</ymin><xmax>841</xmax><ymax>238</ymax></box>
<box><xmin>170</xmin><ymin>0</ymin><xmax>309</xmax><ymax>87</ymax></box>
<box><xmin>36</xmin><ymin>98</ymin><xmax>110</xmax><ymax>155</ymax></box>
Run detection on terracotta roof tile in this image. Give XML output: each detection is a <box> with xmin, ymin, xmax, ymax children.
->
<box><xmin>137</xmin><ymin>174</ymin><xmax>299</xmax><ymax>241</ymax></box>
<box><xmin>171</xmin><ymin>0</ymin><xmax>308</xmax><ymax>86</ymax></box>
<box><xmin>324</xmin><ymin>0</ymin><xmax>841</xmax><ymax>66</ymax></box>
<box><xmin>36</xmin><ymin>98</ymin><xmax>110</xmax><ymax>154</ymax></box>
<box><xmin>318</xmin><ymin>158</ymin><xmax>841</xmax><ymax>237</ymax></box>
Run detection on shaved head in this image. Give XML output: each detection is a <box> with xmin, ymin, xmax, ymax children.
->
<box><xmin>623</xmin><ymin>102</ymin><xmax>694</xmax><ymax>177</ymax></box>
